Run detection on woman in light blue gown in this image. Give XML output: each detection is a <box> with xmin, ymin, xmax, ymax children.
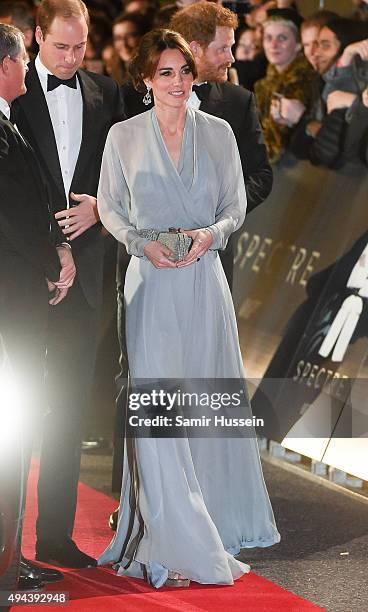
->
<box><xmin>97</xmin><ymin>29</ymin><xmax>280</xmax><ymax>588</ymax></box>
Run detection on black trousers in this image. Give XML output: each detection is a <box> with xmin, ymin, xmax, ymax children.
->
<box><xmin>0</xmin><ymin>263</ymin><xmax>49</xmax><ymax>550</ymax></box>
<box><xmin>36</xmin><ymin>280</ymin><xmax>100</xmax><ymax>544</ymax></box>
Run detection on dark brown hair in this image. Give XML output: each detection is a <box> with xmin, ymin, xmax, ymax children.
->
<box><xmin>324</xmin><ymin>18</ymin><xmax>368</xmax><ymax>54</ymax></box>
<box><xmin>301</xmin><ymin>10</ymin><xmax>339</xmax><ymax>33</ymax></box>
<box><xmin>129</xmin><ymin>28</ymin><xmax>197</xmax><ymax>92</ymax></box>
<box><xmin>37</xmin><ymin>0</ymin><xmax>89</xmax><ymax>37</ymax></box>
<box><xmin>170</xmin><ymin>1</ymin><xmax>238</xmax><ymax>49</ymax></box>
<box><xmin>113</xmin><ymin>10</ymin><xmax>151</xmax><ymax>34</ymax></box>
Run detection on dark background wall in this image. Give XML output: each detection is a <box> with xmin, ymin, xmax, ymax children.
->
<box><xmin>298</xmin><ymin>0</ymin><xmax>353</xmax><ymax>16</ymax></box>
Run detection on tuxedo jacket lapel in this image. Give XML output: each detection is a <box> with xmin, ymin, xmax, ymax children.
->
<box><xmin>71</xmin><ymin>70</ymin><xmax>103</xmax><ymax>192</ymax></box>
<box><xmin>1</xmin><ymin>110</ymin><xmax>46</xmax><ymax>205</ymax></box>
<box><xmin>17</xmin><ymin>62</ymin><xmax>65</xmax><ymax>201</ymax></box>
<box><xmin>199</xmin><ymin>82</ymin><xmax>229</xmax><ymax>120</ymax></box>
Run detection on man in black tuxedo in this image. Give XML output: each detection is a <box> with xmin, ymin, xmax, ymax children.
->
<box><xmin>0</xmin><ymin>23</ymin><xmax>76</xmax><ymax>588</ymax></box>
<box><xmin>11</xmin><ymin>0</ymin><xmax>124</xmax><ymax>568</ymax></box>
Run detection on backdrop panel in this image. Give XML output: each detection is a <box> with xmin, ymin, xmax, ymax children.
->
<box><xmin>233</xmin><ymin>155</ymin><xmax>368</xmax><ymax>476</ymax></box>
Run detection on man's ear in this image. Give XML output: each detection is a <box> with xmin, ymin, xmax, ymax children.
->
<box><xmin>0</xmin><ymin>55</ymin><xmax>11</xmax><ymax>77</ymax></box>
<box><xmin>189</xmin><ymin>41</ymin><xmax>203</xmax><ymax>59</ymax></box>
<box><xmin>35</xmin><ymin>25</ymin><xmax>44</xmax><ymax>46</ymax></box>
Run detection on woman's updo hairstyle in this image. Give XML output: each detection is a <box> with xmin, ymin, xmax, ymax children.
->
<box><xmin>129</xmin><ymin>28</ymin><xmax>197</xmax><ymax>92</ymax></box>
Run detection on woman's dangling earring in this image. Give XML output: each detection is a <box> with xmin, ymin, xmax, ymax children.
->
<box><xmin>143</xmin><ymin>87</ymin><xmax>152</xmax><ymax>106</ymax></box>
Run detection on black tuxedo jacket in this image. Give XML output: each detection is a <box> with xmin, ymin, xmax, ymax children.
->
<box><xmin>0</xmin><ymin>111</ymin><xmax>60</xmax><ymax>288</ymax></box>
<box><xmin>11</xmin><ymin>62</ymin><xmax>124</xmax><ymax>308</ymax></box>
<box><xmin>121</xmin><ymin>80</ymin><xmax>272</xmax><ymax>213</ymax></box>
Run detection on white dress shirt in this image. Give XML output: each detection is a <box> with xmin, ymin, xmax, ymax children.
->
<box><xmin>35</xmin><ymin>54</ymin><xmax>83</xmax><ymax>203</ymax></box>
<box><xmin>187</xmin><ymin>90</ymin><xmax>201</xmax><ymax>110</ymax></box>
<box><xmin>187</xmin><ymin>82</ymin><xmax>208</xmax><ymax>110</ymax></box>
<box><xmin>0</xmin><ymin>96</ymin><xmax>11</xmax><ymax>120</ymax></box>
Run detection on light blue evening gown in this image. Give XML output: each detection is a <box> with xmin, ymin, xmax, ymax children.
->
<box><xmin>97</xmin><ymin>108</ymin><xmax>280</xmax><ymax>587</ymax></box>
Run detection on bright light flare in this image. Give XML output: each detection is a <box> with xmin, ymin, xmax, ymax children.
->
<box><xmin>0</xmin><ymin>361</ymin><xmax>23</xmax><ymax>453</ymax></box>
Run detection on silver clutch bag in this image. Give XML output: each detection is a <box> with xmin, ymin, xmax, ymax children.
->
<box><xmin>137</xmin><ymin>227</ymin><xmax>193</xmax><ymax>262</ymax></box>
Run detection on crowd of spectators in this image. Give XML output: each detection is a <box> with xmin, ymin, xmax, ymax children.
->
<box><xmin>0</xmin><ymin>0</ymin><xmax>367</xmax><ymax>169</ymax></box>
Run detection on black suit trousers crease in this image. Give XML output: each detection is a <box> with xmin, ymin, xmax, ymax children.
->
<box><xmin>36</xmin><ymin>280</ymin><xmax>100</xmax><ymax>543</ymax></box>
<box><xmin>0</xmin><ymin>262</ymin><xmax>49</xmax><ymax>487</ymax></box>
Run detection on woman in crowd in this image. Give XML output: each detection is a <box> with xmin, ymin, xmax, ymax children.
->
<box><xmin>235</xmin><ymin>27</ymin><xmax>262</xmax><ymax>61</ymax></box>
<box><xmin>254</xmin><ymin>8</ymin><xmax>314</xmax><ymax>162</ymax></box>
<box><xmin>97</xmin><ymin>29</ymin><xmax>280</xmax><ymax>589</ymax></box>
<box><xmin>233</xmin><ymin>26</ymin><xmax>268</xmax><ymax>90</ymax></box>
<box><xmin>110</xmin><ymin>11</ymin><xmax>151</xmax><ymax>84</ymax></box>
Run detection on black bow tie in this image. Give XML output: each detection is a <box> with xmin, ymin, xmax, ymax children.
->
<box><xmin>47</xmin><ymin>73</ymin><xmax>77</xmax><ymax>92</ymax></box>
<box><xmin>192</xmin><ymin>83</ymin><xmax>211</xmax><ymax>102</ymax></box>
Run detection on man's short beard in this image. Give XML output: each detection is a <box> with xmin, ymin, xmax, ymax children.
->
<box><xmin>199</xmin><ymin>61</ymin><xmax>230</xmax><ymax>83</ymax></box>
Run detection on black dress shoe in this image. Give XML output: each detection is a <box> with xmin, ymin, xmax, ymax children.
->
<box><xmin>18</xmin><ymin>571</ymin><xmax>44</xmax><ymax>591</ymax></box>
<box><xmin>21</xmin><ymin>557</ymin><xmax>64</xmax><ymax>583</ymax></box>
<box><xmin>35</xmin><ymin>538</ymin><xmax>97</xmax><ymax>569</ymax></box>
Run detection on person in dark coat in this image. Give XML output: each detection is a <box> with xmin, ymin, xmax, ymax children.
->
<box><xmin>0</xmin><ymin>23</ymin><xmax>76</xmax><ymax>588</ymax></box>
<box><xmin>289</xmin><ymin>18</ymin><xmax>368</xmax><ymax>167</ymax></box>
<box><xmin>233</xmin><ymin>26</ymin><xmax>268</xmax><ymax>91</ymax></box>
<box><xmin>11</xmin><ymin>0</ymin><xmax>124</xmax><ymax>569</ymax></box>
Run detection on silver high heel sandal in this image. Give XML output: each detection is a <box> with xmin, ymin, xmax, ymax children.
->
<box><xmin>164</xmin><ymin>571</ymin><xmax>190</xmax><ymax>588</ymax></box>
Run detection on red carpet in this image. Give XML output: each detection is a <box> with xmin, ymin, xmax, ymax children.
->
<box><xmin>19</xmin><ymin>460</ymin><xmax>324</xmax><ymax>611</ymax></box>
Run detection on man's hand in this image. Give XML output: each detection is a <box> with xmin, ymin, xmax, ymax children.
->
<box><xmin>327</xmin><ymin>90</ymin><xmax>357</xmax><ymax>114</ymax></box>
<box><xmin>339</xmin><ymin>39</ymin><xmax>368</xmax><ymax>67</ymax></box>
<box><xmin>306</xmin><ymin>120</ymin><xmax>322</xmax><ymax>138</ymax></box>
<box><xmin>56</xmin><ymin>245</ymin><xmax>76</xmax><ymax>287</ymax></box>
<box><xmin>55</xmin><ymin>193</ymin><xmax>99</xmax><ymax>241</ymax></box>
<box><xmin>46</xmin><ymin>279</ymin><xmax>69</xmax><ymax>306</ymax></box>
<box><xmin>143</xmin><ymin>241</ymin><xmax>177</xmax><ymax>269</ymax></box>
<box><xmin>176</xmin><ymin>229</ymin><xmax>213</xmax><ymax>268</ymax></box>
<box><xmin>47</xmin><ymin>246</ymin><xmax>76</xmax><ymax>305</ymax></box>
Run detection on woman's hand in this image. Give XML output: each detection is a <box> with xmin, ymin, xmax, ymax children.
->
<box><xmin>280</xmin><ymin>98</ymin><xmax>306</xmax><ymax>126</ymax></box>
<box><xmin>327</xmin><ymin>90</ymin><xmax>357</xmax><ymax>114</ymax></box>
<box><xmin>144</xmin><ymin>241</ymin><xmax>177</xmax><ymax>269</ymax></box>
<box><xmin>271</xmin><ymin>97</ymin><xmax>306</xmax><ymax>127</ymax></box>
<box><xmin>176</xmin><ymin>229</ymin><xmax>213</xmax><ymax>268</ymax></box>
<box><xmin>363</xmin><ymin>87</ymin><xmax>368</xmax><ymax>109</ymax></box>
